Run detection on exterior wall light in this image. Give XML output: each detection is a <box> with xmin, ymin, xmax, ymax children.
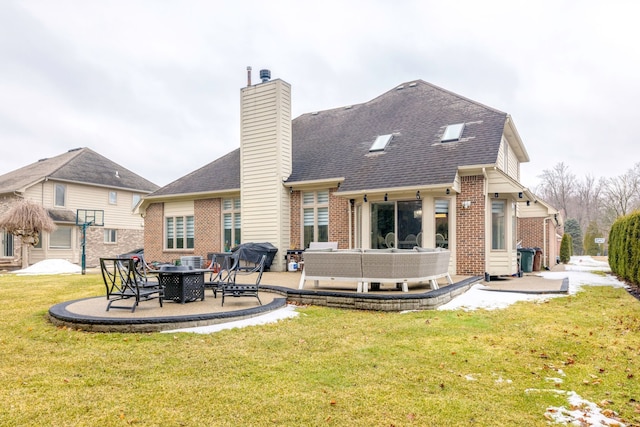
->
<box><xmin>384</xmin><ymin>193</ymin><xmax>388</xmax><ymax>201</ymax></box>
<box><xmin>446</xmin><ymin>188</ymin><xmax>450</xmax><ymax>195</ymax></box>
<box><xmin>364</xmin><ymin>194</ymin><xmax>367</xmax><ymax>203</ymax></box>
<box><xmin>494</xmin><ymin>193</ymin><xmax>499</xmax><ymax>198</ymax></box>
<box><xmin>416</xmin><ymin>191</ymin><xmax>421</xmax><ymax>200</ymax></box>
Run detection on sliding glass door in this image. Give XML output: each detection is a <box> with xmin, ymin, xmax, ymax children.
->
<box><xmin>371</xmin><ymin>201</ymin><xmax>422</xmax><ymax>249</ymax></box>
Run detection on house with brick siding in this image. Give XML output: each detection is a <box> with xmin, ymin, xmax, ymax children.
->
<box><xmin>0</xmin><ymin>148</ymin><xmax>159</xmax><ymax>269</ymax></box>
<box><xmin>139</xmin><ymin>72</ymin><xmax>561</xmax><ymax>277</ymax></box>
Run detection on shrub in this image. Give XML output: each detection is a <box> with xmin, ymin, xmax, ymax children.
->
<box><xmin>609</xmin><ymin>210</ymin><xmax>640</xmax><ymax>285</ymax></box>
<box><xmin>559</xmin><ymin>233</ymin><xmax>572</xmax><ymax>264</ymax></box>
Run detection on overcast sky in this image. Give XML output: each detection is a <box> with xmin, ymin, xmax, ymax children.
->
<box><xmin>1</xmin><ymin>1</ymin><xmax>638</xmax><ymax>190</ymax></box>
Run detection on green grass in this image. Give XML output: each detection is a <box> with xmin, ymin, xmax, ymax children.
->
<box><xmin>0</xmin><ymin>273</ymin><xmax>639</xmax><ymax>426</ymax></box>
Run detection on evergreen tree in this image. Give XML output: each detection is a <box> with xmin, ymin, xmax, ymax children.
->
<box><xmin>564</xmin><ymin>218</ymin><xmax>583</xmax><ymax>256</ymax></box>
<box><xmin>559</xmin><ymin>233</ymin><xmax>572</xmax><ymax>264</ymax></box>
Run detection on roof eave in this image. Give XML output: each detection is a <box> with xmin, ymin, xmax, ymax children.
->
<box><xmin>139</xmin><ymin>188</ymin><xmax>241</xmax><ymax>213</ymax></box>
<box><xmin>504</xmin><ymin>116</ymin><xmax>530</xmax><ymax>163</ymax></box>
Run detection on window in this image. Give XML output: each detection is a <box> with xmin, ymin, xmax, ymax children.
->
<box><xmin>223</xmin><ymin>198</ymin><xmax>241</xmax><ymax>251</ymax></box>
<box><xmin>165</xmin><ymin>216</ymin><xmax>194</xmax><ymax>249</ymax></box>
<box><xmin>369</xmin><ymin>134</ymin><xmax>393</xmax><ymax>152</ymax></box>
<box><xmin>303</xmin><ymin>191</ymin><xmax>329</xmax><ymax>248</ymax></box>
<box><xmin>435</xmin><ymin>199</ymin><xmax>449</xmax><ymax>249</ymax></box>
<box><xmin>109</xmin><ymin>191</ymin><xmax>117</xmax><ymax>205</ymax></box>
<box><xmin>54</xmin><ymin>184</ymin><xmax>66</xmax><ymax>207</ymax></box>
<box><xmin>132</xmin><ymin>194</ymin><xmax>141</xmax><ymax>209</ymax></box>
<box><xmin>50</xmin><ymin>226</ymin><xmax>72</xmax><ymax>249</ymax></box>
<box><xmin>2</xmin><ymin>231</ymin><xmax>13</xmax><ymax>257</ymax></box>
<box><xmin>441</xmin><ymin>123</ymin><xmax>465</xmax><ymax>142</ymax></box>
<box><xmin>104</xmin><ymin>229</ymin><xmax>117</xmax><ymax>243</ymax></box>
<box><xmin>491</xmin><ymin>201</ymin><xmax>505</xmax><ymax>250</ymax></box>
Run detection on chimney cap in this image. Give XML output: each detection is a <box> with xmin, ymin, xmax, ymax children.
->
<box><xmin>259</xmin><ymin>69</ymin><xmax>271</xmax><ymax>82</ymax></box>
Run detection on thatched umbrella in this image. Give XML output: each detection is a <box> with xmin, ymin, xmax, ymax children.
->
<box><xmin>0</xmin><ymin>199</ymin><xmax>56</xmax><ymax>268</ymax></box>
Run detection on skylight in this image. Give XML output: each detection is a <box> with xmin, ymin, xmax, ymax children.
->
<box><xmin>369</xmin><ymin>134</ymin><xmax>393</xmax><ymax>152</ymax></box>
<box><xmin>441</xmin><ymin>123</ymin><xmax>465</xmax><ymax>142</ymax></box>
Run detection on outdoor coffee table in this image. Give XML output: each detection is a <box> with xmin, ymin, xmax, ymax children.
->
<box><xmin>156</xmin><ymin>266</ymin><xmax>206</xmax><ymax>304</ymax></box>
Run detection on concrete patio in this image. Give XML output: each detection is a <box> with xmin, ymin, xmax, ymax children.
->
<box><xmin>48</xmin><ymin>266</ymin><xmax>569</xmax><ymax>333</ymax></box>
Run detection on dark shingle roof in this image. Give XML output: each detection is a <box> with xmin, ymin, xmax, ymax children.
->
<box><xmin>289</xmin><ymin>80</ymin><xmax>506</xmax><ymax>192</ymax></box>
<box><xmin>0</xmin><ymin>147</ymin><xmax>159</xmax><ymax>194</ymax></box>
<box><xmin>147</xmin><ymin>80</ymin><xmax>508</xmax><ymax>197</ymax></box>
<box><xmin>149</xmin><ymin>149</ymin><xmax>240</xmax><ymax>197</ymax></box>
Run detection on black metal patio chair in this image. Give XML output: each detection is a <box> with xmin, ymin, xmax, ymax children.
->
<box><xmin>220</xmin><ymin>254</ymin><xmax>267</xmax><ymax>306</ymax></box>
<box><xmin>100</xmin><ymin>257</ymin><xmax>163</xmax><ymax>312</ymax></box>
<box><xmin>204</xmin><ymin>252</ymin><xmax>234</xmax><ymax>298</ymax></box>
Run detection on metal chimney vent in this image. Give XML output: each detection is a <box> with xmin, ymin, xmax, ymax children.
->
<box><xmin>259</xmin><ymin>69</ymin><xmax>271</xmax><ymax>82</ymax></box>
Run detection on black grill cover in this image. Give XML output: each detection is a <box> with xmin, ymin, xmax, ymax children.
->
<box><xmin>231</xmin><ymin>242</ymin><xmax>278</xmax><ymax>269</ymax></box>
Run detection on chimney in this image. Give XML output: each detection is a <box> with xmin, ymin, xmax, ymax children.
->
<box><xmin>240</xmin><ymin>72</ymin><xmax>291</xmax><ymax>271</ymax></box>
<box><xmin>246</xmin><ymin>66</ymin><xmax>252</xmax><ymax>87</ymax></box>
<box><xmin>260</xmin><ymin>69</ymin><xmax>271</xmax><ymax>83</ymax></box>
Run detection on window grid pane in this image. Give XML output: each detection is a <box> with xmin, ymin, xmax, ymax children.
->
<box><xmin>316</xmin><ymin>191</ymin><xmax>329</xmax><ymax>204</ymax></box>
<box><xmin>302</xmin><ymin>192</ymin><xmax>315</xmax><ymax>205</ymax></box>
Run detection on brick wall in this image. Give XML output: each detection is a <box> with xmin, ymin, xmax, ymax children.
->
<box><xmin>328</xmin><ymin>189</ymin><xmax>350</xmax><ymax>249</ymax></box>
<box><xmin>518</xmin><ymin>217</ymin><xmax>544</xmax><ymax>249</ymax></box>
<box><xmin>518</xmin><ymin>216</ymin><xmax>562</xmax><ymax>268</ymax></box>
<box><xmin>143</xmin><ymin>203</ymin><xmax>164</xmax><ymax>263</ymax></box>
<box><xmin>289</xmin><ymin>188</ymin><xmax>350</xmax><ymax>250</ymax></box>
<box><xmin>144</xmin><ymin>199</ymin><xmax>223</xmax><ymax>265</ymax></box>
<box><xmin>194</xmin><ymin>198</ymin><xmax>221</xmax><ymax>260</ymax></box>
<box><xmin>456</xmin><ymin>175</ymin><xmax>486</xmax><ymax>275</ymax></box>
<box><xmin>289</xmin><ymin>191</ymin><xmax>301</xmax><ymax>249</ymax></box>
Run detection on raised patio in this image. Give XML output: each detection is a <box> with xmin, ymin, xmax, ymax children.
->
<box><xmin>48</xmin><ymin>269</ymin><xmax>568</xmax><ymax>333</ymax></box>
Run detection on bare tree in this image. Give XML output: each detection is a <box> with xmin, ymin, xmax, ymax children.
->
<box><xmin>602</xmin><ymin>167</ymin><xmax>640</xmax><ymax>219</ymax></box>
<box><xmin>574</xmin><ymin>174</ymin><xmax>603</xmax><ymax>230</ymax></box>
<box><xmin>538</xmin><ymin>162</ymin><xmax>577</xmax><ymax>218</ymax></box>
<box><xmin>0</xmin><ymin>199</ymin><xmax>56</xmax><ymax>268</ymax></box>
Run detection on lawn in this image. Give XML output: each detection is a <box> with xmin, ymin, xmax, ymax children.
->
<box><xmin>0</xmin><ymin>272</ymin><xmax>638</xmax><ymax>426</ymax></box>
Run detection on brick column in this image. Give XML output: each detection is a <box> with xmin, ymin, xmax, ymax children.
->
<box><xmin>456</xmin><ymin>175</ymin><xmax>486</xmax><ymax>275</ymax></box>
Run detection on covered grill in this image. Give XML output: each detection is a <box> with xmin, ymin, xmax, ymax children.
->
<box><xmin>231</xmin><ymin>242</ymin><xmax>278</xmax><ymax>270</ymax></box>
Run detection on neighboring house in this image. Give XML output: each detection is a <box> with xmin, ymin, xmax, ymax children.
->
<box><xmin>0</xmin><ymin>148</ymin><xmax>159</xmax><ymax>269</ymax></box>
<box><xmin>140</xmin><ymin>73</ymin><xmax>560</xmax><ymax>277</ymax></box>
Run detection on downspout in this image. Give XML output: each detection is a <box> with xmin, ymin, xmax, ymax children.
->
<box><xmin>543</xmin><ymin>217</ymin><xmax>548</xmax><ymax>268</ymax></box>
<box><xmin>482</xmin><ymin>168</ymin><xmax>489</xmax><ymax>279</ymax></box>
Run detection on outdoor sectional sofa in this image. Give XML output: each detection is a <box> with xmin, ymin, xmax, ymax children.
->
<box><xmin>298</xmin><ymin>248</ymin><xmax>453</xmax><ymax>293</ymax></box>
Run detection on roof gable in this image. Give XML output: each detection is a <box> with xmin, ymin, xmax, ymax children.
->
<box><xmin>0</xmin><ymin>148</ymin><xmax>159</xmax><ymax>194</ymax></box>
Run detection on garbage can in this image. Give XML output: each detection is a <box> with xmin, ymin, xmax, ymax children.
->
<box><xmin>518</xmin><ymin>248</ymin><xmax>535</xmax><ymax>273</ymax></box>
<box><xmin>532</xmin><ymin>248</ymin><xmax>542</xmax><ymax>271</ymax></box>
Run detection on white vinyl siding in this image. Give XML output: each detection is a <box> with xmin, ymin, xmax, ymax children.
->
<box><xmin>498</xmin><ymin>137</ymin><xmax>520</xmax><ymax>181</ymax></box>
<box><xmin>240</xmin><ymin>78</ymin><xmax>292</xmax><ymax>270</ymax></box>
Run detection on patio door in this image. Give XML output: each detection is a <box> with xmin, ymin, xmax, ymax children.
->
<box><xmin>370</xmin><ymin>201</ymin><xmax>422</xmax><ymax>249</ymax></box>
